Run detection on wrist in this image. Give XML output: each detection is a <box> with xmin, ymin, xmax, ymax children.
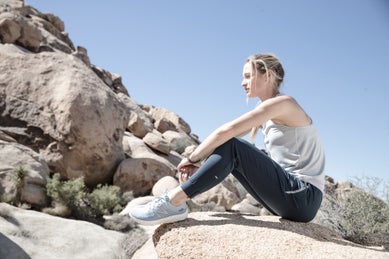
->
<box><xmin>187</xmin><ymin>156</ymin><xmax>201</xmax><ymax>164</ymax></box>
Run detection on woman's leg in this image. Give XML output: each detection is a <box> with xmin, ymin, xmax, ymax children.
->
<box><xmin>180</xmin><ymin>137</ymin><xmax>322</xmax><ymax>222</ymax></box>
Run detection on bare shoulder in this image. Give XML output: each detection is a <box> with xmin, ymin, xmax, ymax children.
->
<box><xmin>260</xmin><ymin>95</ymin><xmax>311</xmax><ymax>126</ymax></box>
<box><xmin>260</xmin><ymin>94</ymin><xmax>299</xmax><ymax>109</ymax></box>
<box><xmin>275</xmin><ymin>94</ymin><xmax>298</xmax><ymax>103</ymax></box>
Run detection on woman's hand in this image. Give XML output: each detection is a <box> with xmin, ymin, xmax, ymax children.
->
<box><xmin>177</xmin><ymin>158</ymin><xmax>199</xmax><ymax>183</ymax></box>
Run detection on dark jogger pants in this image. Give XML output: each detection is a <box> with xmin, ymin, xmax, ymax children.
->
<box><xmin>181</xmin><ymin>137</ymin><xmax>323</xmax><ymax>222</ymax></box>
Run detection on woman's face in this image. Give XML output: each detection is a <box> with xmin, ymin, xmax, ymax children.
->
<box><xmin>241</xmin><ymin>62</ymin><xmax>266</xmax><ymax>98</ymax></box>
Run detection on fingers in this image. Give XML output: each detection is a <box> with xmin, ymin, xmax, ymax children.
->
<box><xmin>180</xmin><ymin>172</ymin><xmax>188</xmax><ymax>183</ymax></box>
<box><xmin>178</xmin><ymin>167</ymin><xmax>190</xmax><ymax>183</ymax></box>
<box><xmin>177</xmin><ymin>157</ymin><xmax>201</xmax><ymax>183</ymax></box>
<box><xmin>177</xmin><ymin>164</ymin><xmax>198</xmax><ymax>183</ymax></box>
<box><xmin>177</xmin><ymin>158</ymin><xmax>190</xmax><ymax>171</ymax></box>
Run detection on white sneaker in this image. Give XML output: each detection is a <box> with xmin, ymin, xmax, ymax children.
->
<box><xmin>129</xmin><ymin>192</ymin><xmax>188</xmax><ymax>226</ymax></box>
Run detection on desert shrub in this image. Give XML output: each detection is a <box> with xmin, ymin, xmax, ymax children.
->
<box><xmin>0</xmin><ymin>166</ymin><xmax>29</xmax><ymax>204</ymax></box>
<box><xmin>0</xmin><ymin>194</ymin><xmax>13</xmax><ymax>203</ymax></box>
<box><xmin>316</xmin><ymin>176</ymin><xmax>389</xmax><ymax>246</ymax></box>
<box><xmin>13</xmin><ymin>165</ymin><xmax>30</xmax><ymax>206</ymax></box>
<box><xmin>46</xmin><ymin>174</ymin><xmax>124</xmax><ymax>221</ymax></box>
<box><xmin>350</xmin><ymin>175</ymin><xmax>388</xmax><ymax>203</ymax></box>
<box><xmin>46</xmin><ymin>173</ymin><xmax>86</xmax><ymax>209</ymax></box>
<box><xmin>339</xmin><ymin>177</ymin><xmax>389</xmax><ymax>246</ymax></box>
<box><xmin>339</xmin><ymin>185</ymin><xmax>389</xmax><ymax>243</ymax></box>
<box><xmin>14</xmin><ymin>165</ymin><xmax>29</xmax><ymax>181</ymax></box>
<box><xmin>87</xmin><ymin>184</ymin><xmax>123</xmax><ymax>216</ymax></box>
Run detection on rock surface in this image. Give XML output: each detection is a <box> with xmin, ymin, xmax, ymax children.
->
<box><xmin>0</xmin><ymin>43</ymin><xmax>129</xmax><ymax>186</ymax></box>
<box><xmin>153</xmin><ymin>212</ymin><xmax>388</xmax><ymax>259</ymax></box>
<box><xmin>0</xmin><ymin>0</ymin><xmax>198</xmax><ymax>200</ymax></box>
<box><xmin>0</xmin><ymin>141</ymin><xmax>49</xmax><ymax>207</ymax></box>
<box><xmin>0</xmin><ymin>202</ymin><xmax>146</xmax><ymax>259</ymax></box>
<box><xmin>1</xmin><ymin>1</ymin><xmax>388</xmax><ymax>258</ymax></box>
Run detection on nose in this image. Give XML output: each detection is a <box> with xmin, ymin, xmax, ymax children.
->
<box><xmin>241</xmin><ymin>79</ymin><xmax>247</xmax><ymax>87</ymax></box>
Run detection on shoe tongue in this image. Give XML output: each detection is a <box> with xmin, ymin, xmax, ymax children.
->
<box><xmin>149</xmin><ymin>196</ymin><xmax>164</xmax><ymax>211</ymax></box>
<box><xmin>162</xmin><ymin>192</ymin><xmax>170</xmax><ymax>201</ymax></box>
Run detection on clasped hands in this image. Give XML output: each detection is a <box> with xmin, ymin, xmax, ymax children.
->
<box><xmin>177</xmin><ymin>158</ymin><xmax>200</xmax><ymax>183</ymax></box>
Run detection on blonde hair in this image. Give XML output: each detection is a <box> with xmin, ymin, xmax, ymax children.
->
<box><xmin>246</xmin><ymin>53</ymin><xmax>285</xmax><ymax>142</ymax></box>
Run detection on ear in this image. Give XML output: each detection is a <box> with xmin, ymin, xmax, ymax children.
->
<box><xmin>267</xmin><ymin>70</ymin><xmax>273</xmax><ymax>79</ymax></box>
<box><xmin>265</xmin><ymin>70</ymin><xmax>275</xmax><ymax>85</ymax></box>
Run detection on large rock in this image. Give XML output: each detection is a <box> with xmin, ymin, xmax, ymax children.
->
<box><xmin>0</xmin><ymin>141</ymin><xmax>49</xmax><ymax>207</ymax></box>
<box><xmin>162</xmin><ymin>130</ymin><xmax>198</xmax><ymax>154</ymax></box>
<box><xmin>0</xmin><ymin>44</ymin><xmax>129</xmax><ymax>186</ymax></box>
<box><xmin>149</xmin><ymin>107</ymin><xmax>191</xmax><ymax>134</ymax></box>
<box><xmin>0</xmin><ymin>10</ymin><xmax>42</xmax><ymax>52</ymax></box>
<box><xmin>153</xmin><ymin>212</ymin><xmax>388</xmax><ymax>259</ymax></box>
<box><xmin>0</xmin><ymin>0</ymin><xmax>74</xmax><ymax>53</ymax></box>
<box><xmin>114</xmin><ymin>133</ymin><xmax>177</xmax><ymax>196</ymax></box>
<box><xmin>143</xmin><ymin>131</ymin><xmax>170</xmax><ymax>155</ymax></box>
<box><xmin>123</xmin><ymin>97</ymin><xmax>153</xmax><ymax>138</ymax></box>
<box><xmin>192</xmin><ymin>175</ymin><xmax>241</xmax><ymax>210</ymax></box>
<box><xmin>0</xmin><ymin>203</ymin><xmax>147</xmax><ymax>258</ymax></box>
<box><xmin>114</xmin><ymin>157</ymin><xmax>174</xmax><ymax>196</ymax></box>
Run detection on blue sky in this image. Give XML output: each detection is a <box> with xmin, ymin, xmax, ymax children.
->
<box><xmin>26</xmin><ymin>1</ymin><xmax>389</xmax><ymax>185</ymax></box>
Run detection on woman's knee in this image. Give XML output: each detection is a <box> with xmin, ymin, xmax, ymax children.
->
<box><xmin>216</xmin><ymin>137</ymin><xmax>250</xmax><ymax>152</ymax></box>
<box><xmin>213</xmin><ymin>137</ymin><xmax>239</xmax><ymax>155</ymax></box>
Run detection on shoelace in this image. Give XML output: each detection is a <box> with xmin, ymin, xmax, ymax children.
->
<box><xmin>148</xmin><ymin>195</ymin><xmax>167</xmax><ymax>213</ymax></box>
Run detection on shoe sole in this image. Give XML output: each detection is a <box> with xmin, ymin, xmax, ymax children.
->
<box><xmin>129</xmin><ymin>209</ymin><xmax>188</xmax><ymax>226</ymax></box>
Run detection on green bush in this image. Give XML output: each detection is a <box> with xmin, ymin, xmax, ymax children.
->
<box><xmin>14</xmin><ymin>165</ymin><xmax>29</xmax><ymax>181</ymax></box>
<box><xmin>316</xmin><ymin>176</ymin><xmax>389</xmax><ymax>246</ymax></box>
<box><xmin>340</xmin><ymin>187</ymin><xmax>389</xmax><ymax>241</ymax></box>
<box><xmin>0</xmin><ymin>194</ymin><xmax>13</xmax><ymax>203</ymax></box>
<box><xmin>13</xmin><ymin>165</ymin><xmax>30</xmax><ymax>206</ymax></box>
<box><xmin>87</xmin><ymin>184</ymin><xmax>123</xmax><ymax>216</ymax></box>
<box><xmin>340</xmin><ymin>177</ymin><xmax>389</xmax><ymax>243</ymax></box>
<box><xmin>351</xmin><ymin>175</ymin><xmax>388</xmax><ymax>203</ymax></box>
<box><xmin>46</xmin><ymin>173</ymin><xmax>86</xmax><ymax>208</ymax></box>
<box><xmin>46</xmin><ymin>174</ymin><xmax>124</xmax><ymax>220</ymax></box>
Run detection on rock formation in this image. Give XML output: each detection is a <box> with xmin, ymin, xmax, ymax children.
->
<box><xmin>153</xmin><ymin>212</ymin><xmax>388</xmax><ymax>259</ymax></box>
<box><xmin>0</xmin><ymin>202</ymin><xmax>147</xmax><ymax>258</ymax></box>
<box><xmin>0</xmin><ymin>0</ymin><xmax>199</xmax><ymax>207</ymax></box>
<box><xmin>0</xmin><ymin>1</ymin><xmax>387</xmax><ymax>258</ymax></box>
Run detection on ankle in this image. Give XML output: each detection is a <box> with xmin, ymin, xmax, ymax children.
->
<box><xmin>168</xmin><ymin>187</ymin><xmax>189</xmax><ymax>206</ymax></box>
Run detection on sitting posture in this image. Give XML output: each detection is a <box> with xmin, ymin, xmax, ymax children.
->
<box><xmin>130</xmin><ymin>53</ymin><xmax>325</xmax><ymax>225</ymax></box>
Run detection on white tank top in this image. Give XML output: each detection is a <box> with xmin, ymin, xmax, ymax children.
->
<box><xmin>262</xmin><ymin>120</ymin><xmax>325</xmax><ymax>192</ymax></box>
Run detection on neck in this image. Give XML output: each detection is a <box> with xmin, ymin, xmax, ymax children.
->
<box><xmin>258</xmin><ymin>88</ymin><xmax>279</xmax><ymax>102</ymax></box>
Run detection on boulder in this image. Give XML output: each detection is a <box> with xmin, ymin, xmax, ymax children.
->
<box><xmin>0</xmin><ymin>10</ymin><xmax>42</xmax><ymax>52</ymax></box>
<box><xmin>192</xmin><ymin>175</ymin><xmax>241</xmax><ymax>210</ymax></box>
<box><xmin>121</xmin><ymin>132</ymin><xmax>176</xmax><ymax>171</ymax></box>
<box><xmin>114</xmin><ymin>157</ymin><xmax>175</xmax><ymax>196</ymax></box>
<box><xmin>0</xmin><ymin>202</ymin><xmax>147</xmax><ymax>259</ymax></box>
<box><xmin>29</xmin><ymin>12</ymin><xmax>74</xmax><ymax>53</ymax></box>
<box><xmin>0</xmin><ymin>141</ymin><xmax>49</xmax><ymax>207</ymax></box>
<box><xmin>154</xmin><ymin>117</ymin><xmax>176</xmax><ymax>133</ymax></box>
<box><xmin>153</xmin><ymin>212</ymin><xmax>388</xmax><ymax>259</ymax></box>
<box><xmin>0</xmin><ymin>44</ymin><xmax>129</xmax><ymax>186</ymax></box>
<box><xmin>122</xmin><ymin>97</ymin><xmax>153</xmax><ymax>139</ymax></box>
<box><xmin>149</xmin><ymin>107</ymin><xmax>191</xmax><ymax>134</ymax></box>
<box><xmin>162</xmin><ymin>130</ymin><xmax>198</xmax><ymax>154</ymax></box>
<box><xmin>92</xmin><ymin>68</ymin><xmax>129</xmax><ymax>96</ymax></box>
<box><xmin>115</xmin><ymin>133</ymin><xmax>178</xmax><ymax>195</ymax></box>
<box><xmin>0</xmin><ymin>0</ymin><xmax>74</xmax><ymax>53</ymax></box>
<box><xmin>151</xmin><ymin>176</ymin><xmax>179</xmax><ymax>197</ymax></box>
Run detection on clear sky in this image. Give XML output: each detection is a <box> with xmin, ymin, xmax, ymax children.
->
<box><xmin>26</xmin><ymin>1</ymin><xmax>389</xmax><ymax>184</ymax></box>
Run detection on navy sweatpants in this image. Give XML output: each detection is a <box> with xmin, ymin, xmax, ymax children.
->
<box><xmin>181</xmin><ymin>137</ymin><xmax>323</xmax><ymax>222</ymax></box>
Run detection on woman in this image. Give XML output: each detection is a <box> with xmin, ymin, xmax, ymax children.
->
<box><xmin>130</xmin><ymin>53</ymin><xmax>325</xmax><ymax>225</ymax></box>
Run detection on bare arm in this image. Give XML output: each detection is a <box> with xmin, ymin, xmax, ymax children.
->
<box><xmin>178</xmin><ymin>95</ymin><xmax>310</xmax><ymax>170</ymax></box>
